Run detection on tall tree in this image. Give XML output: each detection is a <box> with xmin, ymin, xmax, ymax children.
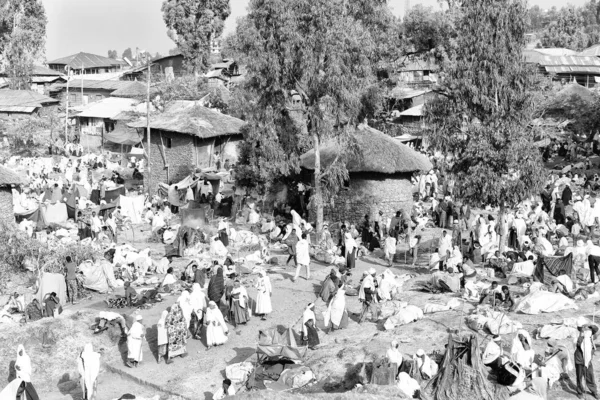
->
<box><xmin>232</xmin><ymin>0</ymin><xmax>377</xmax><ymax>237</ymax></box>
<box><xmin>107</xmin><ymin>50</ymin><xmax>118</xmax><ymax>59</ymax></box>
<box><xmin>540</xmin><ymin>7</ymin><xmax>587</xmax><ymax>50</ymax></box>
<box><xmin>425</xmin><ymin>0</ymin><xmax>545</xmax><ymax>252</ymax></box>
<box><xmin>0</xmin><ymin>0</ymin><xmax>46</xmax><ymax>90</ymax></box>
<box><xmin>162</xmin><ymin>0</ymin><xmax>230</xmax><ymax>74</ymax></box>
<box><xmin>122</xmin><ymin>47</ymin><xmax>133</xmax><ymax>60</ymax></box>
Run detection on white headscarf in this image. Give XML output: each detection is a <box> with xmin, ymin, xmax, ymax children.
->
<box><xmin>386</xmin><ymin>340</ymin><xmax>403</xmax><ymax>366</ymax></box>
<box><xmin>157</xmin><ymin>310</ymin><xmax>169</xmax><ymax>346</ymax></box>
<box><xmin>78</xmin><ymin>343</ymin><xmax>100</xmax><ymax>397</ymax></box>
<box><xmin>189</xmin><ymin>283</ymin><xmax>207</xmax><ymax>314</ymax></box>
<box><xmin>15</xmin><ymin>344</ymin><xmax>32</xmax><ymax>382</ymax></box>
<box><xmin>344</xmin><ymin>232</ymin><xmax>357</xmax><ymax>257</ymax></box>
<box><xmin>178</xmin><ymin>290</ymin><xmax>193</xmax><ymax>328</ymax></box>
<box><xmin>302</xmin><ymin>303</ymin><xmax>316</xmax><ymax>336</ymax></box>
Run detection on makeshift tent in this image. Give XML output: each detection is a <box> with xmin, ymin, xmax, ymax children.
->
<box><xmin>117</xmin><ymin>195</ymin><xmax>144</xmax><ymax>224</ymax></box>
<box><xmin>44</xmin><ymin>202</ymin><xmax>68</xmax><ymax>224</ymax></box>
<box><xmin>181</xmin><ymin>208</ymin><xmax>207</xmax><ymax>229</ymax></box>
<box><xmin>42</xmin><ymin>187</ymin><xmax>63</xmax><ymax>203</ymax></box>
<box><xmin>165</xmin><ymin>226</ymin><xmax>197</xmax><ymax>258</ymax></box>
<box><xmin>534</xmin><ymin>253</ymin><xmax>573</xmax><ymax>285</ymax></box>
<box><xmin>36</xmin><ymin>272</ymin><xmax>67</xmax><ymax>305</ymax></box>
<box><xmin>104</xmin><ymin>129</ymin><xmax>142</xmax><ymax>146</ymax></box>
<box><xmin>15</xmin><ymin>206</ymin><xmax>46</xmax><ymax>231</ymax></box>
<box><xmin>90</xmin><ymin>185</ymin><xmax>126</xmax><ymax>205</ymax></box>
<box><xmin>257</xmin><ymin>327</ymin><xmax>306</xmax><ymax>363</ymax></box>
<box><xmin>423</xmin><ymin>332</ymin><xmax>509</xmax><ymax>400</ymax></box>
<box><xmin>78</xmin><ymin>260</ymin><xmax>118</xmax><ymax>293</ymax></box>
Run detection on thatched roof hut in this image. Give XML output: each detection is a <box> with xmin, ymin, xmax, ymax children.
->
<box><xmin>300</xmin><ymin>123</ymin><xmax>432</xmax><ymax>174</ymax></box>
<box><xmin>301</xmin><ymin>124</ymin><xmax>432</xmax><ymax>224</ymax></box>
<box><xmin>0</xmin><ymin>165</ymin><xmax>25</xmax><ymax>225</ymax></box>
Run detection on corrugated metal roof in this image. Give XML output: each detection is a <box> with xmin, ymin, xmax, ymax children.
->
<box><xmin>47</xmin><ymin>52</ymin><xmax>125</xmax><ymax>69</ymax></box>
<box><xmin>32</xmin><ymin>65</ymin><xmax>65</xmax><ymax>76</ymax></box>
<box><xmin>76</xmin><ymin>97</ymin><xmax>139</xmax><ymax>119</ymax></box>
<box><xmin>127</xmin><ymin>100</ymin><xmax>245</xmax><ymax>138</ymax></box>
<box><xmin>579</xmin><ymin>44</ymin><xmax>600</xmax><ymax>57</ymax></box>
<box><xmin>388</xmin><ymin>87</ymin><xmax>431</xmax><ymax>100</ymax></box>
<box><xmin>55</xmin><ymin>79</ymin><xmax>132</xmax><ymax>91</ymax></box>
<box><xmin>0</xmin><ymin>89</ymin><xmax>59</xmax><ymax>110</ymax></box>
<box><xmin>399</xmin><ymin>104</ymin><xmax>424</xmax><ymax>117</ymax></box>
<box><xmin>110</xmin><ymin>81</ymin><xmax>148</xmax><ymax>98</ymax></box>
<box><xmin>31</xmin><ymin>76</ymin><xmax>65</xmax><ymax>84</ymax></box>
<box><xmin>534</xmin><ymin>48</ymin><xmax>578</xmax><ymax>56</ymax></box>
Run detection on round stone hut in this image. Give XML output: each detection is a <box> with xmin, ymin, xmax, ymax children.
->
<box><xmin>0</xmin><ymin>165</ymin><xmax>25</xmax><ymax>225</ymax></box>
<box><xmin>300</xmin><ymin>123</ymin><xmax>432</xmax><ymax>224</ymax></box>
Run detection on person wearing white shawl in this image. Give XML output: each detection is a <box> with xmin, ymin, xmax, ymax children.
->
<box><xmin>254</xmin><ymin>270</ymin><xmax>272</xmax><ymax>320</ymax></box>
<box><xmin>539</xmin><ymin>340</ymin><xmax>573</xmax><ymax>389</ymax></box>
<box><xmin>210</xmin><ymin>237</ymin><xmax>228</xmax><ymax>261</ymax></box>
<box><xmin>178</xmin><ymin>291</ymin><xmax>193</xmax><ymax>334</ymax></box>
<box><xmin>413</xmin><ymin>349</ymin><xmax>438</xmax><ymax>379</ymax></box>
<box><xmin>156</xmin><ymin>310</ymin><xmax>169</xmax><ymax>363</ymax></box>
<box><xmin>535</xmin><ymin>235</ymin><xmax>555</xmax><ymax>256</ymax></box>
<box><xmin>15</xmin><ymin>344</ymin><xmax>32</xmax><ymax>382</ymax></box>
<box><xmin>479</xmin><ymin>225</ymin><xmax>497</xmax><ymax>257</ymax></box>
<box><xmin>377</xmin><ymin>269</ymin><xmax>397</xmax><ymax>301</ymax></box>
<box><xmin>126</xmin><ymin>315</ymin><xmax>145</xmax><ymax>367</ymax></box>
<box><xmin>248</xmin><ymin>208</ymin><xmax>260</xmax><ymax>224</ymax></box>
<box><xmin>189</xmin><ymin>283</ymin><xmax>207</xmax><ymax>333</ymax></box>
<box><xmin>386</xmin><ymin>340</ymin><xmax>403</xmax><ymax>377</ymax></box>
<box><xmin>324</xmin><ymin>283</ymin><xmax>347</xmax><ymax>332</ymax></box>
<box><xmin>575</xmin><ymin>324</ymin><xmax>599</xmax><ymax>398</ymax></box>
<box><xmin>446</xmin><ymin>246</ymin><xmax>463</xmax><ymax>271</ymax></box>
<box><xmin>345</xmin><ymin>232</ymin><xmax>358</xmax><ymax>270</ymax></box>
<box><xmin>229</xmin><ymin>280</ymin><xmax>249</xmax><ymax>326</ymax></box>
<box><xmin>511</xmin><ymin>329</ymin><xmax>536</xmax><ymax>370</ymax></box>
<box><xmin>438</xmin><ymin>231</ymin><xmax>452</xmax><ymax>258</ymax></box>
<box><xmin>301</xmin><ymin>303</ymin><xmax>316</xmax><ymax>338</ymax></box>
<box><xmin>77</xmin><ymin>344</ymin><xmax>100</xmax><ymax>400</ymax></box>
<box><xmin>205</xmin><ymin>300</ymin><xmax>228</xmax><ymax>349</ymax></box>
<box><xmin>397</xmin><ymin>372</ymin><xmax>420</xmax><ymax>398</ymax></box>
<box><xmin>151</xmin><ymin>210</ymin><xmax>165</xmax><ymax>233</ymax></box>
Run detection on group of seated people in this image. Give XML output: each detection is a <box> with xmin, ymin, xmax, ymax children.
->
<box><xmin>1</xmin><ymin>292</ymin><xmax>62</xmax><ymax>323</ymax></box>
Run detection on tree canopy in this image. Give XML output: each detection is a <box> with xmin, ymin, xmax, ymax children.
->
<box><xmin>425</xmin><ymin>0</ymin><xmax>545</xmax><ymax>245</ymax></box>
<box><xmin>540</xmin><ymin>7</ymin><xmax>587</xmax><ymax>50</ymax></box>
<box><xmin>122</xmin><ymin>47</ymin><xmax>133</xmax><ymax>60</ymax></box>
<box><xmin>0</xmin><ymin>0</ymin><xmax>46</xmax><ymax>90</ymax></box>
<box><xmin>162</xmin><ymin>0</ymin><xmax>230</xmax><ymax>74</ymax></box>
<box><xmin>230</xmin><ymin>0</ymin><xmax>389</xmax><ymax>235</ymax></box>
<box><xmin>107</xmin><ymin>50</ymin><xmax>118</xmax><ymax>59</ymax></box>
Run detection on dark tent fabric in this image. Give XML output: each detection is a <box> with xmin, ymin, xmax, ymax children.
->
<box><xmin>181</xmin><ymin>208</ymin><xmax>206</xmax><ymax>229</ymax></box>
<box><xmin>534</xmin><ymin>253</ymin><xmax>573</xmax><ymax>285</ymax></box>
<box><xmin>73</xmin><ymin>184</ymin><xmax>88</xmax><ymax>199</ymax></box>
<box><xmin>257</xmin><ymin>328</ymin><xmax>306</xmax><ymax>363</ymax></box>
<box><xmin>90</xmin><ymin>186</ymin><xmax>126</xmax><ymax>205</ymax></box>
<box><xmin>15</xmin><ymin>207</ymin><xmax>47</xmax><ymax>231</ymax></box>
<box><xmin>423</xmin><ymin>333</ymin><xmax>509</xmax><ymax>400</ymax></box>
<box><xmin>165</xmin><ymin>226</ymin><xmax>197</xmax><ymax>258</ymax></box>
<box><xmin>104</xmin><ymin>128</ymin><xmax>142</xmax><ymax>146</ymax></box>
<box><xmin>42</xmin><ymin>187</ymin><xmax>64</xmax><ymax>203</ymax></box>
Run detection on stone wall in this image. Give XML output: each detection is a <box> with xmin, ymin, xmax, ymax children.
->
<box><xmin>145</xmin><ymin>130</ymin><xmax>195</xmax><ymax>193</ymax></box>
<box><xmin>0</xmin><ymin>188</ymin><xmax>14</xmax><ymax>225</ymax></box>
<box><xmin>315</xmin><ymin>172</ymin><xmax>414</xmax><ymax>226</ymax></box>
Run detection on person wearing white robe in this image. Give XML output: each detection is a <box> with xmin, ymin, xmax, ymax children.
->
<box><xmin>535</xmin><ymin>235</ymin><xmax>555</xmax><ymax>256</ymax></box>
<box><xmin>413</xmin><ymin>349</ymin><xmax>438</xmax><ymax>379</ymax></box>
<box><xmin>345</xmin><ymin>232</ymin><xmax>358</xmax><ymax>269</ymax></box>
<box><xmin>301</xmin><ymin>303</ymin><xmax>316</xmax><ymax>338</ymax></box>
<box><xmin>511</xmin><ymin>329</ymin><xmax>535</xmax><ymax>370</ymax></box>
<box><xmin>294</xmin><ymin>233</ymin><xmax>311</xmax><ymax>281</ymax></box>
<box><xmin>384</xmin><ymin>235</ymin><xmax>397</xmax><ymax>267</ymax></box>
<box><xmin>397</xmin><ymin>372</ymin><xmax>420</xmax><ymax>398</ymax></box>
<box><xmin>254</xmin><ymin>270</ymin><xmax>272</xmax><ymax>320</ymax></box>
<box><xmin>151</xmin><ymin>211</ymin><xmax>165</xmax><ymax>233</ymax></box>
<box><xmin>479</xmin><ymin>226</ymin><xmax>497</xmax><ymax>257</ymax></box>
<box><xmin>386</xmin><ymin>340</ymin><xmax>403</xmax><ymax>378</ymax></box>
<box><xmin>438</xmin><ymin>231</ymin><xmax>452</xmax><ymax>258</ymax></box>
<box><xmin>156</xmin><ymin>310</ymin><xmax>168</xmax><ymax>363</ymax></box>
<box><xmin>189</xmin><ymin>283</ymin><xmax>207</xmax><ymax>337</ymax></box>
<box><xmin>324</xmin><ymin>284</ymin><xmax>346</xmax><ymax>331</ymax></box>
<box><xmin>446</xmin><ymin>246</ymin><xmax>463</xmax><ymax>271</ymax></box>
<box><xmin>178</xmin><ymin>291</ymin><xmax>193</xmax><ymax>334</ymax></box>
<box><xmin>77</xmin><ymin>343</ymin><xmax>100</xmax><ymax>400</ymax></box>
<box><xmin>210</xmin><ymin>237</ymin><xmax>228</xmax><ymax>261</ymax></box>
<box><xmin>15</xmin><ymin>344</ymin><xmax>32</xmax><ymax>382</ymax></box>
<box><xmin>205</xmin><ymin>301</ymin><xmax>228</xmax><ymax>349</ymax></box>
<box><xmin>126</xmin><ymin>315</ymin><xmax>145</xmax><ymax>367</ymax></box>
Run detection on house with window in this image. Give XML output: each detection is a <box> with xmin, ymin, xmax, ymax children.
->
<box><xmin>0</xmin><ymin>89</ymin><xmax>59</xmax><ymax>119</ymax></box>
<box><xmin>523</xmin><ymin>50</ymin><xmax>600</xmax><ymax>87</ymax></box>
<box><xmin>47</xmin><ymin>52</ymin><xmax>127</xmax><ymax>76</ymax></box>
<box><xmin>127</xmin><ymin>100</ymin><xmax>245</xmax><ymax>186</ymax></box>
<box><xmin>0</xmin><ymin>65</ymin><xmax>66</xmax><ymax>95</ymax></box>
<box><xmin>397</xmin><ymin>59</ymin><xmax>438</xmax><ymax>88</ymax></box>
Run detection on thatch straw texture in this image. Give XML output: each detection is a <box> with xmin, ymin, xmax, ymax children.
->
<box><xmin>0</xmin><ymin>165</ymin><xmax>25</xmax><ymax>186</ymax></box>
<box><xmin>300</xmin><ymin>124</ymin><xmax>432</xmax><ymax>174</ymax></box>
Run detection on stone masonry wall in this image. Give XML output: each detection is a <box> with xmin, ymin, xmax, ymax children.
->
<box><xmin>145</xmin><ymin>130</ymin><xmax>195</xmax><ymax>193</ymax></box>
<box><xmin>0</xmin><ymin>188</ymin><xmax>15</xmax><ymax>225</ymax></box>
<box><xmin>318</xmin><ymin>172</ymin><xmax>414</xmax><ymax>226</ymax></box>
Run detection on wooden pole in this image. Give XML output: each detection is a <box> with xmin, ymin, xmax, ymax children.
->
<box><xmin>146</xmin><ymin>54</ymin><xmax>151</xmax><ymax>194</ymax></box>
<box><xmin>65</xmin><ymin>67</ymin><xmax>70</xmax><ymax>142</ymax></box>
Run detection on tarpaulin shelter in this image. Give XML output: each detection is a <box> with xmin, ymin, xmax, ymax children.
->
<box><xmin>36</xmin><ymin>272</ymin><xmax>67</xmax><ymax>306</ymax></box>
<box><xmin>117</xmin><ymin>195</ymin><xmax>144</xmax><ymax>224</ymax></box>
<box><xmin>78</xmin><ymin>260</ymin><xmax>118</xmax><ymax>293</ymax></box>
<box><xmin>44</xmin><ymin>202</ymin><xmax>68</xmax><ymax>224</ymax></box>
<box><xmin>423</xmin><ymin>332</ymin><xmax>509</xmax><ymax>400</ymax></box>
<box><xmin>165</xmin><ymin>226</ymin><xmax>197</xmax><ymax>258</ymax></box>
<box><xmin>90</xmin><ymin>185</ymin><xmax>126</xmax><ymax>205</ymax></box>
<box><xmin>15</xmin><ymin>206</ymin><xmax>47</xmax><ymax>231</ymax></box>
<box><xmin>534</xmin><ymin>253</ymin><xmax>573</xmax><ymax>285</ymax></box>
<box><xmin>256</xmin><ymin>328</ymin><xmax>306</xmax><ymax>363</ymax></box>
<box><xmin>42</xmin><ymin>187</ymin><xmax>64</xmax><ymax>203</ymax></box>
<box><xmin>104</xmin><ymin>129</ymin><xmax>142</xmax><ymax>146</ymax></box>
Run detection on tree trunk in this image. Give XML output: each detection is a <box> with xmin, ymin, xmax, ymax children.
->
<box><xmin>313</xmin><ymin>132</ymin><xmax>323</xmax><ymax>243</ymax></box>
<box><xmin>498</xmin><ymin>204</ymin><xmax>506</xmax><ymax>253</ymax></box>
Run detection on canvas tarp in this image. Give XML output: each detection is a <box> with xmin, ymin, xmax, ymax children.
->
<box><xmin>423</xmin><ymin>333</ymin><xmax>509</xmax><ymax>400</ymax></box>
<box><xmin>44</xmin><ymin>202</ymin><xmax>68</xmax><ymax>224</ymax></box>
<box><xmin>36</xmin><ymin>272</ymin><xmax>67</xmax><ymax>306</ymax></box>
<box><xmin>78</xmin><ymin>260</ymin><xmax>117</xmax><ymax>293</ymax></box>
<box><xmin>534</xmin><ymin>253</ymin><xmax>573</xmax><ymax>285</ymax></box>
<box><xmin>42</xmin><ymin>187</ymin><xmax>63</xmax><ymax>203</ymax></box>
<box><xmin>90</xmin><ymin>186</ymin><xmax>126</xmax><ymax>205</ymax></box>
<box><xmin>257</xmin><ymin>328</ymin><xmax>306</xmax><ymax>363</ymax></box>
<box><xmin>104</xmin><ymin>128</ymin><xmax>142</xmax><ymax>146</ymax></box>
<box><xmin>118</xmin><ymin>195</ymin><xmax>144</xmax><ymax>224</ymax></box>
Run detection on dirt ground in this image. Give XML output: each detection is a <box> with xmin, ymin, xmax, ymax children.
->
<box><xmin>25</xmin><ymin>218</ymin><xmax>599</xmax><ymax>400</ymax></box>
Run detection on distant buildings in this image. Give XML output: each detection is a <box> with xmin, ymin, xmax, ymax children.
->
<box><xmin>524</xmin><ymin>48</ymin><xmax>600</xmax><ymax>87</ymax></box>
<box><xmin>0</xmin><ymin>89</ymin><xmax>59</xmax><ymax>119</ymax></box>
<box><xmin>47</xmin><ymin>52</ymin><xmax>127</xmax><ymax>76</ymax></box>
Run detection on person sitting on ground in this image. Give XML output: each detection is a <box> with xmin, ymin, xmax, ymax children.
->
<box><xmin>413</xmin><ymin>349</ymin><xmax>438</xmax><ymax>380</ymax></box>
<box><xmin>213</xmin><ymin>379</ymin><xmax>236</xmax><ymax>400</ymax></box>
<box><xmin>43</xmin><ymin>292</ymin><xmax>62</xmax><ymax>317</ymax></box>
<box><xmin>24</xmin><ymin>299</ymin><xmax>43</xmax><ymax>322</ymax></box>
<box><xmin>497</xmin><ymin>285</ymin><xmax>515</xmax><ymax>311</ymax></box>
<box><xmin>159</xmin><ymin>267</ymin><xmax>177</xmax><ymax>292</ymax></box>
<box><xmin>93</xmin><ymin>311</ymin><xmax>127</xmax><ymax>336</ymax></box>
<box><xmin>4</xmin><ymin>293</ymin><xmax>25</xmax><ymax>314</ymax></box>
<box><xmin>479</xmin><ymin>281</ymin><xmax>502</xmax><ymax>306</ymax></box>
<box><xmin>123</xmin><ymin>281</ymin><xmax>138</xmax><ymax>307</ymax></box>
